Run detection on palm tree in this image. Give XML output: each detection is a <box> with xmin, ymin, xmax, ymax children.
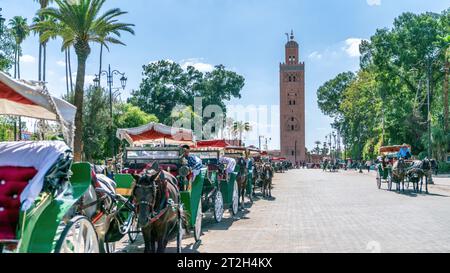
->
<box><xmin>33</xmin><ymin>0</ymin><xmax>53</xmax><ymax>81</ymax></box>
<box><xmin>32</xmin><ymin>16</ymin><xmax>72</xmax><ymax>94</ymax></box>
<box><xmin>40</xmin><ymin>0</ymin><xmax>135</xmax><ymax>161</ymax></box>
<box><xmin>314</xmin><ymin>141</ymin><xmax>321</xmax><ymax>155</ymax></box>
<box><xmin>32</xmin><ymin>14</ymin><xmax>57</xmax><ymax>82</ymax></box>
<box><xmin>9</xmin><ymin>16</ymin><xmax>30</xmax><ymax>79</ymax></box>
<box><xmin>9</xmin><ymin>16</ymin><xmax>29</xmax><ymax>141</ymax></box>
<box><xmin>232</xmin><ymin>121</ymin><xmax>252</xmax><ymax>146</ymax></box>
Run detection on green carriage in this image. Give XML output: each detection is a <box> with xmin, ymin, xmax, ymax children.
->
<box><xmin>121</xmin><ymin>146</ymin><xmax>205</xmax><ymax>243</ymax></box>
<box><xmin>376</xmin><ymin>145</ymin><xmax>411</xmax><ymax>191</ymax></box>
<box><xmin>224</xmin><ymin>146</ymin><xmax>254</xmax><ymax>203</ymax></box>
<box><xmin>190</xmin><ymin>145</ymin><xmax>240</xmax><ymax>220</ymax></box>
<box><xmin>117</xmin><ymin>123</ymin><xmax>205</xmax><ymax>245</ymax></box>
<box><xmin>0</xmin><ymin>72</ymin><xmax>100</xmax><ymax>253</ymax></box>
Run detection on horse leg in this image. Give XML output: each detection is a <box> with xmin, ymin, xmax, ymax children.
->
<box><xmin>269</xmin><ymin>180</ymin><xmax>272</xmax><ymax>198</ymax></box>
<box><xmin>142</xmin><ymin>227</ymin><xmax>152</xmax><ymax>253</ymax></box>
<box><xmin>240</xmin><ymin>185</ymin><xmax>246</xmax><ymax>209</ymax></box>
<box><xmin>426</xmin><ymin>175</ymin><xmax>429</xmax><ymax>194</ymax></box>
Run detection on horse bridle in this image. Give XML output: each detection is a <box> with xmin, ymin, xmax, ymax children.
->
<box><xmin>134</xmin><ymin>173</ymin><xmax>163</xmax><ymax>225</ymax></box>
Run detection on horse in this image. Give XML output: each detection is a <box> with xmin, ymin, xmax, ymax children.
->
<box><xmin>132</xmin><ymin>170</ymin><xmax>186</xmax><ymax>253</ymax></box>
<box><xmin>235</xmin><ymin>157</ymin><xmax>249</xmax><ymax>210</ymax></box>
<box><xmin>252</xmin><ymin>161</ymin><xmax>263</xmax><ymax>196</ymax></box>
<box><xmin>261</xmin><ymin>163</ymin><xmax>274</xmax><ymax>198</ymax></box>
<box><xmin>392</xmin><ymin>158</ymin><xmax>408</xmax><ymax>191</ymax></box>
<box><xmin>419</xmin><ymin>158</ymin><xmax>435</xmax><ymax>194</ymax></box>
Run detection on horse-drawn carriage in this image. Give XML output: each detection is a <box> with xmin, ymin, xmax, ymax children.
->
<box><xmin>117</xmin><ymin>123</ymin><xmax>205</xmax><ymax>252</ymax></box>
<box><xmin>192</xmin><ymin>140</ymin><xmax>241</xmax><ymax>219</ymax></box>
<box><xmin>375</xmin><ymin>145</ymin><xmax>430</xmax><ymax>193</ymax></box>
<box><xmin>224</xmin><ymin>146</ymin><xmax>254</xmax><ymax>206</ymax></box>
<box><xmin>0</xmin><ymin>72</ymin><xmax>99</xmax><ymax>253</ymax></box>
<box><xmin>271</xmin><ymin>157</ymin><xmax>287</xmax><ymax>173</ymax></box>
<box><xmin>0</xmin><ymin>72</ymin><xmax>138</xmax><ymax>253</ymax></box>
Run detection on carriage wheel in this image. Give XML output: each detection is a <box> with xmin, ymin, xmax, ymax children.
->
<box><xmin>376</xmin><ymin>173</ymin><xmax>382</xmax><ymax>190</ymax></box>
<box><xmin>55</xmin><ymin>216</ymin><xmax>99</xmax><ymax>253</ymax></box>
<box><xmin>176</xmin><ymin>210</ymin><xmax>184</xmax><ymax>253</ymax></box>
<box><xmin>231</xmin><ymin>181</ymin><xmax>239</xmax><ymax>216</ymax></box>
<box><xmin>194</xmin><ymin>200</ymin><xmax>203</xmax><ymax>242</ymax></box>
<box><xmin>388</xmin><ymin>176</ymin><xmax>393</xmax><ymax>191</ymax></box>
<box><xmin>127</xmin><ymin>214</ymin><xmax>139</xmax><ymax>244</ymax></box>
<box><xmin>213</xmin><ymin>190</ymin><xmax>224</xmax><ymax>224</ymax></box>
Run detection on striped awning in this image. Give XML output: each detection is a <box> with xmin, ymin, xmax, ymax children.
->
<box><xmin>0</xmin><ymin>71</ymin><xmax>77</xmax><ymax>147</ymax></box>
<box><xmin>117</xmin><ymin>122</ymin><xmax>194</xmax><ymax>146</ymax></box>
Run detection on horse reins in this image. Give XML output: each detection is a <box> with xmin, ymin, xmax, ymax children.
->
<box><xmin>135</xmin><ymin>172</ymin><xmax>176</xmax><ymax>227</ymax></box>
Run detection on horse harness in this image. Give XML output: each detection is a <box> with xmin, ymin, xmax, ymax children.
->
<box><xmin>135</xmin><ymin>172</ymin><xmax>180</xmax><ymax>226</ymax></box>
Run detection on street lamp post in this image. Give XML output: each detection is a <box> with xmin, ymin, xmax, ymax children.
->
<box><xmin>259</xmin><ymin>136</ymin><xmax>264</xmax><ymax>151</ymax></box>
<box><xmin>94</xmin><ymin>64</ymin><xmax>127</xmax><ymax>161</ymax></box>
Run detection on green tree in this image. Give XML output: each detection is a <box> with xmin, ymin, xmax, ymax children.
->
<box><xmin>114</xmin><ymin>103</ymin><xmax>159</xmax><ymax>129</ymax></box>
<box><xmin>40</xmin><ymin>0</ymin><xmax>135</xmax><ymax>161</ymax></box>
<box><xmin>0</xmin><ymin>22</ymin><xmax>15</xmax><ymax>72</ymax></box>
<box><xmin>232</xmin><ymin>121</ymin><xmax>252</xmax><ymax>145</ymax></box>
<box><xmin>129</xmin><ymin>60</ymin><xmax>245</xmax><ymax>125</ymax></box>
<box><xmin>317</xmin><ymin>71</ymin><xmax>356</xmax><ymax>120</ymax></box>
<box><xmin>318</xmin><ymin>9</ymin><xmax>449</xmax><ymax>160</ymax></box>
<box><xmin>82</xmin><ymin>86</ymin><xmax>110</xmax><ymax>162</ymax></box>
<box><xmin>9</xmin><ymin>16</ymin><xmax>30</xmax><ymax>79</ymax></box>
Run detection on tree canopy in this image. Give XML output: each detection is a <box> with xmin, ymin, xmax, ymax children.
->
<box><xmin>318</xmin><ymin>8</ymin><xmax>449</xmax><ymax>160</ymax></box>
<box><xmin>128</xmin><ymin>60</ymin><xmax>245</xmax><ymax>125</ymax></box>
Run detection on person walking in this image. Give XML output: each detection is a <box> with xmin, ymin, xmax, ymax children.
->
<box><xmin>366</xmin><ymin>160</ymin><xmax>372</xmax><ymax>173</ymax></box>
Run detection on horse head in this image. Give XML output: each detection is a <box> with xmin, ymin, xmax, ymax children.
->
<box><xmin>133</xmin><ymin>171</ymin><xmax>164</xmax><ymax>229</ymax></box>
<box><xmin>421</xmin><ymin>158</ymin><xmax>431</xmax><ymax>171</ymax></box>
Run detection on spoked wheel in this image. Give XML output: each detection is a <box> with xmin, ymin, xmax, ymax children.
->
<box><xmin>376</xmin><ymin>173</ymin><xmax>382</xmax><ymax>190</ymax></box>
<box><xmin>55</xmin><ymin>216</ymin><xmax>99</xmax><ymax>253</ymax></box>
<box><xmin>127</xmin><ymin>214</ymin><xmax>139</xmax><ymax>244</ymax></box>
<box><xmin>231</xmin><ymin>181</ymin><xmax>239</xmax><ymax>216</ymax></box>
<box><xmin>213</xmin><ymin>190</ymin><xmax>224</xmax><ymax>224</ymax></box>
<box><xmin>194</xmin><ymin>200</ymin><xmax>202</xmax><ymax>242</ymax></box>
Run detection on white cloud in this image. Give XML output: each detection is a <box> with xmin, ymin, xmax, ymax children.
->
<box><xmin>343</xmin><ymin>38</ymin><xmax>365</xmax><ymax>58</ymax></box>
<box><xmin>308</xmin><ymin>51</ymin><xmax>323</xmax><ymax>60</ymax></box>
<box><xmin>56</xmin><ymin>60</ymin><xmax>66</xmax><ymax>67</ymax></box>
<box><xmin>367</xmin><ymin>0</ymin><xmax>381</xmax><ymax>6</ymax></box>
<box><xmin>21</xmin><ymin>55</ymin><xmax>36</xmax><ymax>64</ymax></box>
<box><xmin>180</xmin><ymin>58</ymin><xmax>214</xmax><ymax>73</ymax></box>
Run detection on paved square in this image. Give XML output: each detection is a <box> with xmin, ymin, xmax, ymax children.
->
<box><xmin>118</xmin><ymin>170</ymin><xmax>450</xmax><ymax>253</ymax></box>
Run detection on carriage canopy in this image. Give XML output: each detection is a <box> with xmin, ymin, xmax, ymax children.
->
<box><xmin>0</xmin><ymin>71</ymin><xmax>76</xmax><ymax>147</ymax></box>
<box><xmin>195</xmin><ymin>139</ymin><xmax>231</xmax><ymax>149</ymax></box>
<box><xmin>379</xmin><ymin>145</ymin><xmax>411</xmax><ymax>155</ymax></box>
<box><xmin>116</xmin><ymin>122</ymin><xmax>194</xmax><ymax>146</ymax></box>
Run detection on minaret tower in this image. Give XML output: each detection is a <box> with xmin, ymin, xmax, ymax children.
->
<box><xmin>280</xmin><ymin>30</ymin><xmax>306</xmax><ymax>163</ymax></box>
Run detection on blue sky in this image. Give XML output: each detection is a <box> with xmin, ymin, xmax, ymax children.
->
<box><xmin>1</xmin><ymin>0</ymin><xmax>449</xmax><ymax>150</ymax></box>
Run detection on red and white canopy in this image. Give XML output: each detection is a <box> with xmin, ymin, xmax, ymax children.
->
<box><xmin>0</xmin><ymin>71</ymin><xmax>77</xmax><ymax>147</ymax></box>
<box><xmin>195</xmin><ymin>139</ymin><xmax>231</xmax><ymax>149</ymax></box>
<box><xmin>117</xmin><ymin>122</ymin><xmax>194</xmax><ymax>146</ymax></box>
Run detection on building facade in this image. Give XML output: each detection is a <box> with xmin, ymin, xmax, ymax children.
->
<box><xmin>280</xmin><ymin>31</ymin><xmax>306</xmax><ymax>163</ymax></box>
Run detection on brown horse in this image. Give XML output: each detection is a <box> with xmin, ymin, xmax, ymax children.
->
<box><xmin>236</xmin><ymin>157</ymin><xmax>248</xmax><ymax>210</ymax></box>
<box><xmin>392</xmin><ymin>158</ymin><xmax>408</xmax><ymax>191</ymax></box>
<box><xmin>261</xmin><ymin>163</ymin><xmax>274</xmax><ymax>198</ymax></box>
<box><xmin>133</xmin><ymin>170</ymin><xmax>186</xmax><ymax>253</ymax></box>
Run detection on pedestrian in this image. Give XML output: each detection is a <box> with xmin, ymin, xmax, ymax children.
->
<box><xmin>366</xmin><ymin>160</ymin><xmax>372</xmax><ymax>173</ymax></box>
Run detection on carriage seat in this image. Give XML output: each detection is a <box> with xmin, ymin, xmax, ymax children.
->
<box><xmin>0</xmin><ymin>167</ymin><xmax>37</xmax><ymax>242</ymax></box>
